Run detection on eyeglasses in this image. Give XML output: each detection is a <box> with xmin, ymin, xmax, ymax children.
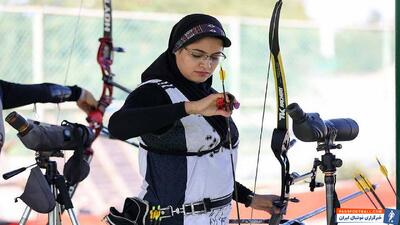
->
<box><xmin>183</xmin><ymin>47</ymin><xmax>226</xmax><ymax>65</ymax></box>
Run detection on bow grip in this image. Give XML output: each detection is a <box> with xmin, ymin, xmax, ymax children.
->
<box><xmin>269</xmin><ymin>213</ymin><xmax>284</xmax><ymax>225</ymax></box>
<box><xmin>271</xmin><ymin>128</ymin><xmax>290</xmax><ymax>156</ymax></box>
<box><xmin>269</xmin><ymin>199</ymin><xmax>288</xmax><ymax>225</ymax></box>
<box><xmin>86</xmin><ymin>110</ymin><xmax>103</xmax><ymax>129</ymax></box>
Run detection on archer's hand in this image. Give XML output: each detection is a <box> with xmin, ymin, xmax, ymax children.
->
<box><xmin>77</xmin><ymin>88</ymin><xmax>98</xmax><ymax>114</ymax></box>
<box><xmin>184</xmin><ymin>93</ymin><xmax>238</xmax><ymax>117</ymax></box>
<box><xmin>250</xmin><ymin>194</ymin><xmax>281</xmax><ymax>215</ymax></box>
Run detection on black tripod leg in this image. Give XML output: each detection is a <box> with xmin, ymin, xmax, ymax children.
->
<box><xmin>54</xmin><ymin>175</ymin><xmax>80</xmax><ymax>225</ymax></box>
<box><xmin>331</xmin><ymin>184</ymin><xmax>340</xmax><ymax>225</ymax></box>
<box><xmin>54</xmin><ymin>175</ymin><xmax>73</xmax><ymax>209</ymax></box>
<box><xmin>325</xmin><ymin>178</ymin><xmax>336</xmax><ymax>225</ymax></box>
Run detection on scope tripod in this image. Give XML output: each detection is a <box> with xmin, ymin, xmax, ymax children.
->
<box><xmin>4</xmin><ymin>151</ymin><xmax>80</xmax><ymax>225</ymax></box>
<box><xmin>312</xmin><ymin>132</ymin><xmax>343</xmax><ymax>225</ymax></box>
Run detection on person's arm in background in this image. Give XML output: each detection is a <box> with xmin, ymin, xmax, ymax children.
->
<box><xmin>0</xmin><ymin>80</ymin><xmax>97</xmax><ymax>113</ymax></box>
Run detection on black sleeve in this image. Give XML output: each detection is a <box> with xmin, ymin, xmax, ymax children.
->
<box><xmin>233</xmin><ymin>181</ymin><xmax>254</xmax><ymax>206</ymax></box>
<box><xmin>108</xmin><ymin>83</ymin><xmax>188</xmax><ymax>140</ymax></box>
<box><xmin>0</xmin><ymin>80</ymin><xmax>81</xmax><ymax>109</ymax></box>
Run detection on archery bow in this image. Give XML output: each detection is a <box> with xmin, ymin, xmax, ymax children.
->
<box><xmin>251</xmin><ymin>1</ymin><xmax>295</xmax><ymax>224</ymax></box>
<box><xmin>229</xmin><ymin>2</ymin><xmax>295</xmax><ymax>224</ymax></box>
<box><xmin>88</xmin><ymin>0</ymin><xmax>135</xmax><ymax>150</ymax></box>
<box><xmin>267</xmin><ymin>1</ymin><xmax>296</xmax><ymax>224</ymax></box>
<box><xmin>67</xmin><ymin>0</ymin><xmax>136</xmax><ymax>198</ymax></box>
<box><xmin>88</xmin><ymin>0</ymin><xmax>121</xmax><ymax>139</ymax></box>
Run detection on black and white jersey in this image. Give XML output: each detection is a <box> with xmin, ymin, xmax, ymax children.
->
<box><xmin>137</xmin><ymin>79</ymin><xmax>238</xmax><ymax>225</ymax></box>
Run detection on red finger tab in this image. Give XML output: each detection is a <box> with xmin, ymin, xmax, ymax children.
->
<box><xmin>216</xmin><ymin>97</ymin><xmax>241</xmax><ymax>110</ymax></box>
<box><xmin>216</xmin><ymin>97</ymin><xmax>225</xmax><ymax>109</ymax></box>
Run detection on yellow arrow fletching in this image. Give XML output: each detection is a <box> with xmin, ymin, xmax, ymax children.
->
<box><xmin>376</xmin><ymin>158</ymin><xmax>389</xmax><ymax>177</ymax></box>
<box><xmin>380</xmin><ymin>165</ymin><xmax>388</xmax><ymax>177</ymax></box>
<box><xmin>359</xmin><ymin>174</ymin><xmax>374</xmax><ymax>191</ymax></box>
<box><xmin>354</xmin><ymin>177</ymin><xmax>366</xmax><ymax>193</ymax></box>
<box><xmin>219</xmin><ymin>66</ymin><xmax>226</xmax><ymax>81</ymax></box>
<box><xmin>355</xmin><ymin>175</ymin><xmax>370</xmax><ymax>191</ymax></box>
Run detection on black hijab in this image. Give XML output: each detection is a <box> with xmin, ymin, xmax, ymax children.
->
<box><xmin>141</xmin><ymin>13</ymin><xmax>238</xmax><ymax>146</ymax></box>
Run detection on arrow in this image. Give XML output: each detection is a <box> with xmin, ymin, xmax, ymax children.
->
<box><xmin>356</xmin><ymin>174</ymin><xmax>385</xmax><ymax>209</ymax></box>
<box><xmin>219</xmin><ymin>65</ymin><xmax>241</xmax><ymax>224</ymax></box>
<box><xmin>376</xmin><ymin>157</ymin><xmax>398</xmax><ymax>201</ymax></box>
<box><xmin>354</xmin><ymin>177</ymin><xmax>377</xmax><ymax>209</ymax></box>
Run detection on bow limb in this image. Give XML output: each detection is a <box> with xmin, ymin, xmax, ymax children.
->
<box><xmin>269</xmin><ymin>1</ymin><xmax>288</xmax><ymax>131</ymax></box>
